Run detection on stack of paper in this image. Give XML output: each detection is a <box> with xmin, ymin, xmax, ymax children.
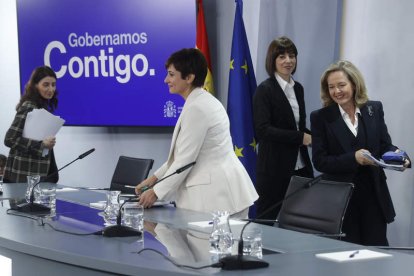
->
<box><xmin>23</xmin><ymin>108</ymin><xmax>65</xmax><ymax>140</ymax></box>
<box><xmin>362</xmin><ymin>151</ymin><xmax>404</xmax><ymax>171</ymax></box>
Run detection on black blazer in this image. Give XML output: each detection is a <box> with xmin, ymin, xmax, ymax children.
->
<box><xmin>253</xmin><ymin>77</ymin><xmax>313</xmax><ymax>186</ymax></box>
<box><xmin>311</xmin><ymin>101</ymin><xmax>400</xmax><ymax>223</ymax></box>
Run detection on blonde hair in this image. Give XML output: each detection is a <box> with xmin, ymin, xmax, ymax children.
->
<box><xmin>320</xmin><ymin>60</ymin><xmax>369</xmax><ymax>107</ymax></box>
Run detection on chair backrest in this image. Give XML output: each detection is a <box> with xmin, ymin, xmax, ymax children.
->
<box><xmin>277</xmin><ymin>176</ymin><xmax>354</xmax><ymax>236</ymax></box>
<box><xmin>110</xmin><ymin>156</ymin><xmax>154</xmax><ymax>193</ymax></box>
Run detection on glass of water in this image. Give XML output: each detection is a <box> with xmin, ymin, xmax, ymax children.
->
<box><xmin>37</xmin><ymin>185</ymin><xmax>57</xmax><ymax>210</ymax></box>
<box><xmin>0</xmin><ymin>175</ymin><xmax>3</xmax><ymax>193</ymax></box>
<box><xmin>122</xmin><ymin>203</ymin><xmax>144</xmax><ymax>231</ymax></box>
<box><xmin>242</xmin><ymin>227</ymin><xmax>263</xmax><ymax>259</ymax></box>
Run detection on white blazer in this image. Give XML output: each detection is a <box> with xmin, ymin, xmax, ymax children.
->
<box><xmin>154</xmin><ymin>224</ymin><xmax>211</xmax><ymax>263</ymax></box>
<box><xmin>153</xmin><ymin>88</ymin><xmax>258</xmax><ymax>214</ymax></box>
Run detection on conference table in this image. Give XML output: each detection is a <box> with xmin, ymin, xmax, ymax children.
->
<box><xmin>0</xmin><ymin>182</ymin><xmax>413</xmax><ymax>275</ymax></box>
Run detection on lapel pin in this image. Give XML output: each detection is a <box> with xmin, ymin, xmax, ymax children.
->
<box><xmin>367</xmin><ymin>105</ymin><xmax>373</xmax><ymax>116</ymax></box>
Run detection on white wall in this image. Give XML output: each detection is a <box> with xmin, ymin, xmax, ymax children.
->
<box><xmin>341</xmin><ymin>0</ymin><xmax>414</xmax><ymax>246</ymax></box>
<box><xmin>0</xmin><ymin>0</ymin><xmax>20</xmax><ymax>154</ymax></box>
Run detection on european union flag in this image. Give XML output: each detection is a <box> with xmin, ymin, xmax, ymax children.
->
<box><xmin>227</xmin><ymin>0</ymin><xmax>257</xmax><ymax>210</ymax></box>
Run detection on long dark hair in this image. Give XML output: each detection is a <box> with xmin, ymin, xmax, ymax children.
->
<box><xmin>17</xmin><ymin>66</ymin><xmax>58</xmax><ymax>112</ymax></box>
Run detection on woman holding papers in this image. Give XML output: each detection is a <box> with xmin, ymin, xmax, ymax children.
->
<box><xmin>135</xmin><ymin>48</ymin><xmax>258</xmax><ymax>218</ymax></box>
<box><xmin>311</xmin><ymin>60</ymin><xmax>410</xmax><ymax>245</ymax></box>
<box><xmin>3</xmin><ymin>66</ymin><xmax>59</xmax><ymax>183</ymax></box>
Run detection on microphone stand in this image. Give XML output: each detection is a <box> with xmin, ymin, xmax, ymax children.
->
<box><xmin>14</xmin><ymin>148</ymin><xmax>96</xmax><ymax>213</ymax></box>
<box><xmin>15</xmin><ymin>180</ymin><xmax>51</xmax><ymax>213</ymax></box>
<box><xmin>219</xmin><ymin>175</ymin><xmax>324</xmax><ymax>270</ymax></box>
<box><xmin>99</xmin><ymin>197</ymin><xmax>142</xmax><ymax>238</ymax></box>
<box><xmin>97</xmin><ymin>161</ymin><xmax>196</xmax><ymax>237</ymax></box>
<box><xmin>140</xmin><ymin>161</ymin><xmax>196</xmax><ymax>192</ymax></box>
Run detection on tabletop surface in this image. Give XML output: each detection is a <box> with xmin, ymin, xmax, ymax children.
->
<box><xmin>1</xmin><ymin>182</ymin><xmax>413</xmax><ymax>275</ymax></box>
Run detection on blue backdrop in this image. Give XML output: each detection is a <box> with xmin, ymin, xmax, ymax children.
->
<box><xmin>16</xmin><ymin>0</ymin><xmax>196</xmax><ymax>126</ymax></box>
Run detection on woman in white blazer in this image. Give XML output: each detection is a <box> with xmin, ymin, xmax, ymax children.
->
<box><xmin>136</xmin><ymin>48</ymin><xmax>258</xmax><ymax>218</ymax></box>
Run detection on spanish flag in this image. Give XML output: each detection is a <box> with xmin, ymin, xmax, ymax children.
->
<box><xmin>196</xmin><ymin>0</ymin><xmax>214</xmax><ymax>94</ymax></box>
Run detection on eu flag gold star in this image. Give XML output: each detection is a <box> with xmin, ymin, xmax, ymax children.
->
<box><xmin>241</xmin><ymin>60</ymin><xmax>248</xmax><ymax>74</ymax></box>
<box><xmin>230</xmin><ymin>59</ymin><xmax>234</xmax><ymax>70</ymax></box>
<box><xmin>250</xmin><ymin>138</ymin><xmax>257</xmax><ymax>152</ymax></box>
<box><xmin>234</xmin><ymin>145</ymin><xmax>244</xmax><ymax>157</ymax></box>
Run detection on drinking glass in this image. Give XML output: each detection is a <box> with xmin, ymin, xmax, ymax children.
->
<box><xmin>0</xmin><ymin>175</ymin><xmax>3</xmax><ymax>194</ymax></box>
<box><xmin>122</xmin><ymin>203</ymin><xmax>144</xmax><ymax>231</ymax></box>
<box><xmin>37</xmin><ymin>184</ymin><xmax>57</xmax><ymax>209</ymax></box>
<box><xmin>242</xmin><ymin>227</ymin><xmax>263</xmax><ymax>259</ymax></box>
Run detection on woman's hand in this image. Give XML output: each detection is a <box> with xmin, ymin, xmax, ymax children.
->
<box><xmin>395</xmin><ymin>149</ymin><xmax>411</xmax><ymax>169</ymax></box>
<box><xmin>139</xmin><ymin>189</ymin><xmax>158</xmax><ymax>208</ymax></box>
<box><xmin>135</xmin><ymin>175</ymin><xmax>158</xmax><ymax>195</ymax></box>
<box><xmin>303</xmin><ymin>133</ymin><xmax>312</xmax><ymax>146</ymax></box>
<box><xmin>355</xmin><ymin>149</ymin><xmax>375</xmax><ymax>166</ymax></box>
<box><xmin>42</xmin><ymin>136</ymin><xmax>56</xmax><ymax>149</ymax></box>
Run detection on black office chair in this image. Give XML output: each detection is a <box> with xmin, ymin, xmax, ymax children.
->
<box><xmin>110</xmin><ymin>156</ymin><xmax>154</xmax><ymax>194</ymax></box>
<box><xmin>276</xmin><ymin>176</ymin><xmax>354</xmax><ymax>238</ymax></box>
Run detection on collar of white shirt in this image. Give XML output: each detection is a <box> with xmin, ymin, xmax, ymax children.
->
<box><xmin>338</xmin><ymin>104</ymin><xmax>361</xmax><ymax>136</ymax></box>
<box><xmin>275</xmin><ymin>72</ymin><xmax>295</xmax><ymax>93</ymax></box>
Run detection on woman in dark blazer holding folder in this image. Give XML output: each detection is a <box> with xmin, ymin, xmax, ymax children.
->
<box><xmin>4</xmin><ymin>66</ymin><xmax>59</xmax><ymax>183</ymax></box>
<box><xmin>311</xmin><ymin>60</ymin><xmax>410</xmax><ymax>245</ymax></box>
<box><xmin>253</xmin><ymin>37</ymin><xmax>313</xmax><ymax>221</ymax></box>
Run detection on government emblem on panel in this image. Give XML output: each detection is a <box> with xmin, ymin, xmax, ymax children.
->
<box><xmin>164</xmin><ymin>101</ymin><xmax>177</xmax><ymax>118</ymax></box>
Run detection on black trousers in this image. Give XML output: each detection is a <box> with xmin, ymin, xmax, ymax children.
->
<box><xmin>342</xmin><ymin>173</ymin><xmax>389</xmax><ymax>246</ymax></box>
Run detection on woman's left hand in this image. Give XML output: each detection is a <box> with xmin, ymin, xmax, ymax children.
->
<box><xmin>139</xmin><ymin>189</ymin><xmax>158</xmax><ymax>208</ymax></box>
<box><xmin>395</xmin><ymin>149</ymin><xmax>411</xmax><ymax>169</ymax></box>
<box><xmin>42</xmin><ymin>136</ymin><xmax>56</xmax><ymax>149</ymax></box>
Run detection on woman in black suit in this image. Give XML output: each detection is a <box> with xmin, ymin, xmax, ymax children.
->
<box><xmin>311</xmin><ymin>60</ymin><xmax>410</xmax><ymax>245</ymax></box>
<box><xmin>253</xmin><ymin>37</ymin><xmax>313</xmax><ymax>221</ymax></box>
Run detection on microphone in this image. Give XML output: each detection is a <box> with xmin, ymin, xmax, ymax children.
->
<box><xmin>98</xmin><ymin>197</ymin><xmax>142</xmax><ymax>238</ymax></box>
<box><xmin>140</xmin><ymin>161</ymin><xmax>196</xmax><ymax>193</ymax></box>
<box><xmin>41</xmin><ymin>148</ymin><xmax>95</xmax><ymax>184</ymax></box>
<box><xmin>96</xmin><ymin>161</ymin><xmax>196</xmax><ymax>237</ymax></box>
<box><xmin>76</xmin><ymin>187</ymin><xmax>111</xmax><ymax>191</ymax></box>
<box><xmin>14</xmin><ymin>148</ymin><xmax>96</xmax><ymax>213</ymax></box>
<box><xmin>78</xmin><ymin>148</ymin><xmax>95</xmax><ymax>159</ymax></box>
<box><xmin>218</xmin><ymin>174</ymin><xmax>324</xmax><ymax>270</ymax></box>
<box><xmin>176</xmin><ymin>161</ymin><xmax>196</xmax><ymax>173</ymax></box>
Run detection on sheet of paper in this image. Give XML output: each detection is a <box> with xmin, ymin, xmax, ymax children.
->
<box><xmin>56</xmin><ymin>187</ymin><xmax>79</xmax><ymax>192</ymax></box>
<box><xmin>362</xmin><ymin>151</ymin><xmax>404</xmax><ymax>171</ymax></box>
<box><xmin>315</xmin><ymin>249</ymin><xmax>392</xmax><ymax>262</ymax></box>
<box><xmin>188</xmin><ymin>219</ymin><xmax>246</xmax><ymax>229</ymax></box>
<box><xmin>22</xmin><ymin>108</ymin><xmax>65</xmax><ymax>141</ymax></box>
<box><xmin>89</xmin><ymin>201</ymin><xmax>107</xmax><ymax>210</ymax></box>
